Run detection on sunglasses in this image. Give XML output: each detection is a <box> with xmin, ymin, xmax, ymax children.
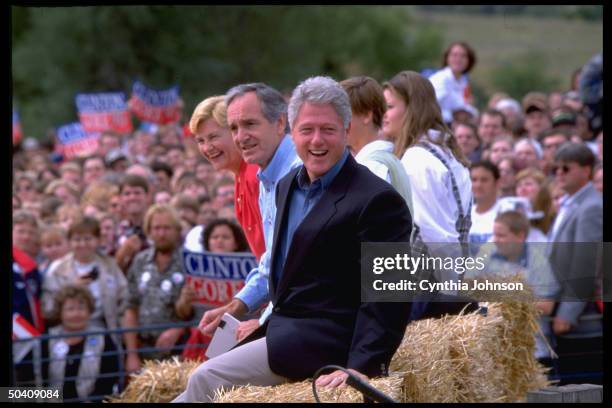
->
<box><xmin>552</xmin><ymin>164</ymin><xmax>573</xmax><ymax>174</ymax></box>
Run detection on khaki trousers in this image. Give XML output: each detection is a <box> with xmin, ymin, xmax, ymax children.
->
<box><xmin>171</xmin><ymin>337</ymin><xmax>287</xmax><ymax>402</ymax></box>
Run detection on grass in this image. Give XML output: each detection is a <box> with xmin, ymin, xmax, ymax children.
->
<box><xmin>409</xmin><ymin>8</ymin><xmax>603</xmax><ymax>96</ymax></box>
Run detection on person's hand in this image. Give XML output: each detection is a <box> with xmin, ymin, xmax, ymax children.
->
<box><xmin>178</xmin><ymin>283</ymin><xmax>197</xmax><ymax>304</ymax></box>
<box><xmin>315</xmin><ymin>368</ymin><xmax>368</xmax><ymax>389</ymax></box>
<box><xmin>75</xmin><ymin>275</ymin><xmax>93</xmax><ymax>287</ymax></box>
<box><xmin>122</xmin><ymin>235</ymin><xmax>142</xmax><ymax>256</ymax></box>
<box><xmin>199</xmin><ymin>306</ymin><xmax>228</xmax><ymax>336</ymax></box>
<box><xmin>125</xmin><ymin>353</ymin><xmax>142</xmax><ymax>374</ymax></box>
<box><xmin>553</xmin><ymin>317</ymin><xmax>572</xmax><ymax>335</ymax></box>
<box><xmin>535</xmin><ymin>301</ymin><xmax>555</xmax><ymax>316</ymax></box>
<box><xmin>155</xmin><ymin>327</ymin><xmax>185</xmax><ymax>351</ymax></box>
<box><xmin>236</xmin><ymin>319</ymin><xmax>260</xmax><ymax>342</ymax></box>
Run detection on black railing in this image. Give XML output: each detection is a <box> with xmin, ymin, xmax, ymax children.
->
<box><xmin>12</xmin><ymin>319</ymin><xmax>209</xmax><ymax>403</ymax></box>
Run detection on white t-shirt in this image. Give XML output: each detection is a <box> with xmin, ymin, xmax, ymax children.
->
<box><xmin>469</xmin><ymin>200</ymin><xmax>500</xmax><ymax>245</ymax></box>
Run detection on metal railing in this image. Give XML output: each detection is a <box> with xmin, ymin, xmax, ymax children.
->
<box><xmin>12</xmin><ymin>319</ymin><xmax>209</xmax><ymax>403</ymax></box>
<box><xmin>12</xmin><ymin>312</ymin><xmax>602</xmax><ymax>401</ymax></box>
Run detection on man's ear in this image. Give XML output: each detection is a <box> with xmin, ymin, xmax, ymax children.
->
<box><xmin>345</xmin><ymin>122</ymin><xmax>351</xmax><ymax>141</ymax></box>
<box><xmin>363</xmin><ymin>111</ymin><xmax>374</xmax><ymax>126</ymax></box>
<box><xmin>277</xmin><ymin>114</ymin><xmax>288</xmax><ymax>137</ymax></box>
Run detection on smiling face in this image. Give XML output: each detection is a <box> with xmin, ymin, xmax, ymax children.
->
<box><xmin>61</xmin><ymin>297</ymin><xmax>91</xmax><ymax>333</ymax></box>
<box><xmin>227</xmin><ymin>92</ymin><xmax>285</xmax><ymax>169</ymax></box>
<box><xmin>120</xmin><ymin>185</ymin><xmax>148</xmax><ymax>217</ymax></box>
<box><xmin>382</xmin><ymin>88</ymin><xmax>407</xmax><ymax>140</ymax></box>
<box><xmin>291</xmin><ymin>102</ymin><xmax>348</xmax><ymax>182</ymax></box>
<box><xmin>447</xmin><ymin>44</ymin><xmax>469</xmax><ymax>76</ymax></box>
<box><xmin>195</xmin><ymin>118</ymin><xmax>242</xmax><ymax>174</ymax></box>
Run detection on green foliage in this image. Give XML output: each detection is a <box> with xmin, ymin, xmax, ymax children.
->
<box><xmin>415</xmin><ymin>5</ymin><xmax>602</xmax><ymax>21</ymax></box>
<box><xmin>489</xmin><ymin>51</ymin><xmax>560</xmax><ymax>101</ymax></box>
<box><xmin>12</xmin><ymin>6</ymin><xmax>443</xmax><ymax>140</ymax></box>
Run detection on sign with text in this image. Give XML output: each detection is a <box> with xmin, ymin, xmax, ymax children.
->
<box><xmin>76</xmin><ymin>92</ymin><xmax>133</xmax><ymax>133</ymax></box>
<box><xmin>13</xmin><ymin>109</ymin><xmax>23</xmax><ymax>146</ymax></box>
<box><xmin>182</xmin><ymin>249</ymin><xmax>258</xmax><ymax>308</ymax></box>
<box><xmin>129</xmin><ymin>81</ymin><xmax>181</xmax><ymax>125</ymax></box>
<box><xmin>55</xmin><ymin>122</ymin><xmax>100</xmax><ymax>159</ymax></box>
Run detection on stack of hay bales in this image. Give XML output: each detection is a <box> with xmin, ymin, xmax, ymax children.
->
<box><xmin>110</xmin><ymin>301</ymin><xmax>550</xmax><ymax>403</ymax></box>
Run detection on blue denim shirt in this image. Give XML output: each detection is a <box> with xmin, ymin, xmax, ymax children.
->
<box><xmin>234</xmin><ymin>134</ymin><xmax>301</xmax><ymax>314</ymax></box>
<box><xmin>272</xmin><ymin>149</ymin><xmax>350</xmax><ymax>287</ymax></box>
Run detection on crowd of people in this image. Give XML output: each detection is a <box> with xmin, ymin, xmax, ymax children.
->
<box><xmin>12</xmin><ymin>42</ymin><xmax>603</xmax><ymax>401</ymax></box>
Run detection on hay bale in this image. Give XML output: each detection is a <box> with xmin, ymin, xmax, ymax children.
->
<box><xmin>106</xmin><ymin>357</ymin><xmax>201</xmax><ymax>403</ymax></box>
<box><xmin>389</xmin><ymin>300</ymin><xmax>550</xmax><ymax>403</ymax></box>
<box><xmin>214</xmin><ymin>375</ymin><xmax>404</xmax><ymax>403</ymax></box>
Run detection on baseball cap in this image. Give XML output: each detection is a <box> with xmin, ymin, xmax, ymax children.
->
<box><xmin>522</xmin><ymin>92</ymin><xmax>548</xmax><ymax>114</ymax></box>
<box><xmin>105</xmin><ymin>148</ymin><xmax>129</xmax><ymax>167</ymax></box>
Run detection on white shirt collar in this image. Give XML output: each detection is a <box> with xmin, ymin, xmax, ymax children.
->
<box><xmin>355</xmin><ymin>140</ymin><xmax>394</xmax><ymax>159</ymax></box>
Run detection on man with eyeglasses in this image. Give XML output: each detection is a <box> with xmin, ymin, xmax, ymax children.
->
<box><xmin>547</xmin><ymin>142</ymin><xmax>602</xmax><ymax>338</ymax></box>
<box><xmin>539</xmin><ymin>128</ymin><xmax>571</xmax><ymax>177</ymax></box>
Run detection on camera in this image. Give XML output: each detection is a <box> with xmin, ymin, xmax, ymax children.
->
<box><xmin>85</xmin><ymin>267</ymin><xmax>99</xmax><ymax>280</ymax></box>
<box><xmin>125</xmin><ymin>225</ymin><xmax>144</xmax><ymax>237</ymax></box>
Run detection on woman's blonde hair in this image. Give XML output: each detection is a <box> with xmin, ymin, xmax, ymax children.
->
<box><xmin>383</xmin><ymin>71</ymin><xmax>469</xmax><ymax>167</ymax></box>
<box><xmin>189</xmin><ymin>95</ymin><xmax>227</xmax><ymax>135</ymax></box>
<box><xmin>80</xmin><ymin>181</ymin><xmax>119</xmax><ymax>212</ymax></box>
<box><xmin>515</xmin><ymin>168</ymin><xmax>555</xmax><ymax>234</ymax></box>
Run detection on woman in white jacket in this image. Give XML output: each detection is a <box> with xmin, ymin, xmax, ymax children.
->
<box><xmin>382</xmin><ymin>70</ymin><xmax>474</xmax><ymax>319</ymax></box>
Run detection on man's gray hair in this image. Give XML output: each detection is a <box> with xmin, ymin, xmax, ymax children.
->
<box><xmin>225</xmin><ymin>83</ymin><xmax>287</xmax><ymax>125</ymax></box>
<box><xmin>288</xmin><ymin>76</ymin><xmax>352</xmax><ymax>129</ymax></box>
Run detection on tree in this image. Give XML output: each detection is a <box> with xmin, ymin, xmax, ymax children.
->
<box><xmin>12</xmin><ymin>6</ymin><xmax>443</xmax><ymax>140</ymax></box>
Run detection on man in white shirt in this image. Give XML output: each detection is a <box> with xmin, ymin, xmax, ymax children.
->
<box><xmin>469</xmin><ymin>160</ymin><xmax>500</xmax><ymax>250</ymax></box>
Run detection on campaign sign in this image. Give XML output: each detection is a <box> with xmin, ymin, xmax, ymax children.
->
<box><xmin>76</xmin><ymin>92</ymin><xmax>133</xmax><ymax>133</ymax></box>
<box><xmin>13</xmin><ymin>109</ymin><xmax>23</xmax><ymax>146</ymax></box>
<box><xmin>56</xmin><ymin>122</ymin><xmax>100</xmax><ymax>159</ymax></box>
<box><xmin>129</xmin><ymin>81</ymin><xmax>181</xmax><ymax>125</ymax></box>
<box><xmin>182</xmin><ymin>249</ymin><xmax>258</xmax><ymax>308</ymax></box>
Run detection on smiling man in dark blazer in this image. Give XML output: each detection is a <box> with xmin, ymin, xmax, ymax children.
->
<box><xmin>173</xmin><ymin>76</ymin><xmax>412</xmax><ymax>402</ymax></box>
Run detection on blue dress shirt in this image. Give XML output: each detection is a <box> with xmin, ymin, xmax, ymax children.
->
<box><xmin>234</xmin><ymin>134</ymin><xmax>301</xmax><ymax>312</ymax></box>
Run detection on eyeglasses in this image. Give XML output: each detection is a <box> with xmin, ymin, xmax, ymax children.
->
<box><xmin>552</xmin><ymin>164</ymin><xmax>573</xmax><ymax>174</ymax></box>
<box><xmin>543</xmin><ymin>143</ymin><xmax>564</xmax><ymax>150</ymax></box>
